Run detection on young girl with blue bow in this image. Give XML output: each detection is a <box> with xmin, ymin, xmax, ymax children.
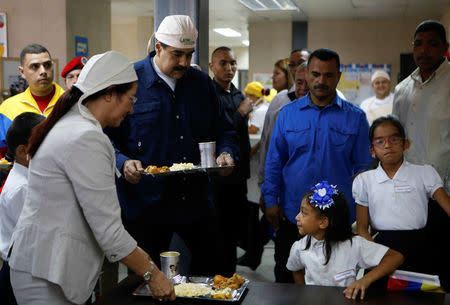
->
<box><xmin>286</xmin><ymin>181</ymin><xmax>403</xmax><ymax>300</ymax></box>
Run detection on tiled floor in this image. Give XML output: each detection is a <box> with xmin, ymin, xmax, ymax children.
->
<box><xmin>236</xmin><ymin>242</ymin><xmax>275</xmax><ymax>282</ymax></box>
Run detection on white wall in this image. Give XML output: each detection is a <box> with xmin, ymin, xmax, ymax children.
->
<box><xmin>307</xmin><ymin>18</ymin><xmax>428</xmax><ymax>87</ymax></box>
<box><xmin>248</xmin><ymin>21</ymin><xmax>292</xmax><ymax>81</ymax></box>
<box><xmin>440</xmin><ymin>5</ymin><xmax>450</xmax><ymax>42</ymax></box>
<box><xmin>0</xmin><ymin>0</ymin><xmax>66</xmax><ymax>86</ymax></box>
<box><xmin>111</xmin><ymin>16</ymin><xmax>153</xmax><ymax>63</ymax></box>
<box><xmin>66</xmin><ymin>0</ymin><xmax>111</xmax><ymax>65</ymax></box>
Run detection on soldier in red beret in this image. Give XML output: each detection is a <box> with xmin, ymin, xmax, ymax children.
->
<box><xmin>61</xmin><ymin>56</ymin><xmax>87</xmax><ymax>89</ymax></box>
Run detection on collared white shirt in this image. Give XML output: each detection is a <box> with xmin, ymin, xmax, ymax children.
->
<box><xmin>360</xmin><ymin>93</ymin><xmax>394</xmax><ymax>125</ymax></box>
<box><xmin>287</xmin><ymin>235</ymin><xmax>388</xmax><ymax>287</ymax></box>
<box><xmin>0</xmin><ymin>163</ymin><xmax>28</xmax><ymax>260</ymax></box>
<box><xmin>353</xmin><ymin>161</ymin><xmax>443</xmax><ymax>230</ymax></box>
<box><xmin>248</xmin><ymin>99</ymin><xmax>269</xmax><ymax>132</ymax></box>
<box><xmin>152</xmin><ymin>56</ymin><xmax>177</xmax><ymax>91</ymax></box>
<box><xmin>393</xmin><ymin>60</ymin><xmax>450</xmax><ymax>180</ymax></box>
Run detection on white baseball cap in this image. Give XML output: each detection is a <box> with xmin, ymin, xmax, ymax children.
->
<box><xmin>74</xmin><ymin>50</ymin><xmax>137</xmax><ymax>106</ymax></box>
<box><xmin>154</xmin><ymin>15</ymin><xmax>198</xmax><ymax>49</ymax></box>
<box><xmin>371</xmin><ymin>70</ymin><xmax>390</xmax><ymax>83</ymax></box>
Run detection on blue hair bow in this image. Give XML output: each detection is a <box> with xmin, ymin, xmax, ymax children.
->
<box><xmin>309</xmin><ymin>181</ymin><xmax>338</xmax><ymax>210</ymax></box>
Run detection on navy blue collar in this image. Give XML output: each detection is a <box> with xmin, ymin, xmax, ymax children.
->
<box><xmin>142</xmin><ymin>51</ymin><xmax>159</xmax><ymax>89</ymax></box>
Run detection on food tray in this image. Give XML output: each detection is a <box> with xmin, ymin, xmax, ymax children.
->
<box><xmin>132</xmin><ymin>275</ymin><xmax>249</xmax><ymax>302</ymax></box>
<box><xmin>143</xmin><ymin>165</ymin><xmax>234</xmax><ymax>177</ymax></box>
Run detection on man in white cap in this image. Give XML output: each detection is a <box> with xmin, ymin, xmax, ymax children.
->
<box><xmin>359</xmin><ymin>69</ymin><xmax>393</xmax><ymax>125</ymax></box>
<box><xmin>106</xmin><ymin>15</ymin><xmax>237</xmax><ymax>276</ymax></box>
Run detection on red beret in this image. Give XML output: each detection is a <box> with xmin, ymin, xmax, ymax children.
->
<box><xmin>61</xmin><ymin>56</ymin><xmax>88</xmax><ymax>78</ymax></box>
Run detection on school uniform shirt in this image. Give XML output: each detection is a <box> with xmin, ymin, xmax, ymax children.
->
<box><xmin>286</xmin><ymin>235</ymin><xmax>388</xmax><ymax>287</ymax></box>
<box><xmin>393</xmin><ymin>60</ymin><xmax>450</xmax><ymax>181</ymax></box>
<box><xmin>8</xmin><ymin>103</ymin><xmax>137</xmax><ymax>304</ymax></box>
<box><xmin>352</xmin><ymin>161</ymin><xmax>443</xmax><ymax>230</ymax></box>
<box><xmin>0</xmin><ymin>163</ymin><xmax>28</xmax><ymax>260</ymax></box>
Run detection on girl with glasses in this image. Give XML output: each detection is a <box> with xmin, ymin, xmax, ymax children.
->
<box><xmin>352</xmin><ymin>115</ymin><xmax>449</xmax><ymax>276</ymax></box>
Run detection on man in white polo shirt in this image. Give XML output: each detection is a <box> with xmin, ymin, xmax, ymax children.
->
<box><xmin>393</xmin><ymin>19</ymin><xmax>450</xmax><ymax>291</ymax></box>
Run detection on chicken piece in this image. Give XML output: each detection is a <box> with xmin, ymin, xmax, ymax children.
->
<box><xmin>145</xmin><ymin>165</ymin><xmax>158</xmax><ymax>173</ymax></box>
<box><xmin>213</xmin><ymin>273</ymin><xmax>245</xmax><ymax>290</ymax></box>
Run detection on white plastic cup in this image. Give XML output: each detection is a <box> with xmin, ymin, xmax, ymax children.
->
<box><xmin>160</xmin><ymin>251</ymin><xmax>180</xmax><ymax>279</ymax></box>
<box><xmin>199</xmin><ymin>141</ymin><xmax>216</xmax><ymax>168</ymax></box>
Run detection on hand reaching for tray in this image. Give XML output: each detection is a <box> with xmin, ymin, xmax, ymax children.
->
<box><xmin>149</xmin><ymin>269</ymin><xmax>176</xmax><ymax>302</ymax></box>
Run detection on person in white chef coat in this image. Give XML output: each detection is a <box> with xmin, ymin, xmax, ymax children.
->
<box><xmin>7</xmin><ymin>51</ymin><xmax>175</xmax><ymax>305</ymax></box>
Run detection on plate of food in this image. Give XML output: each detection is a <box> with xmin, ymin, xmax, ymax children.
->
<box><xmin>143</xmin><ymin>163</ymin><xmax>234</xmax><ymax>177</ymax></box>
<box><xmin>133</xmin><ymin>273</ymin><xmax>248</xmax><ymax>302</ymax></box>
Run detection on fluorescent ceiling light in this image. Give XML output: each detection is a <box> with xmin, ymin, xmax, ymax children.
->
<box><xmin>238</xmin><ymin>0</ymin><xmax>299</xmax><ymax>11</ymax></box>
<box><xmin>213</xmin><ymin>28</ymin><xmax>242</xmax><ymax>37</ymax></box>
<box><xmin>242</xmin><ymin>40</ymin><xmax>250</xmax><ymax>46</ymax></box>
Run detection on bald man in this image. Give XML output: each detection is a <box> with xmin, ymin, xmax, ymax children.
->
<box><xmin>209</xmin><ymin>46</ymin><xmax>251</xmax><ymax>275</ymax></box>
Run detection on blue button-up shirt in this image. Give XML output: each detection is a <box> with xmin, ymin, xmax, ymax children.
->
<box><xmin>261</xmin><ymin>93</ymin><xmax>372</xmax><ymax>223</ymax></box>
<box><xmin>106</xmin><ymin>52</ymin><xmax>238</xmax><ymax>222</ymax></box>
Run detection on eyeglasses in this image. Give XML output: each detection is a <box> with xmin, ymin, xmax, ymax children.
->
<box><xmin>372</xmin><ymin>136</ymin><xmax>403</xmax><ymax>147</ymax></box>
<box><xmin>128</xmin><ymin>95</ymin><xmax>137</xmax><ymax>105</ymax></box>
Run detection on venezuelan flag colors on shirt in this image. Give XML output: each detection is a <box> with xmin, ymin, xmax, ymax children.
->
<box><xmin>0</xmin><ymin>83</ymin><xmax>64</xmax><ymax>158</ymax></box>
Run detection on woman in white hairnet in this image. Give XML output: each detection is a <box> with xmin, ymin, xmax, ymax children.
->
<box><xmin>7</xmin><ymin>51</ymin><xmax>175</xmax><ymax>304</ymax></box>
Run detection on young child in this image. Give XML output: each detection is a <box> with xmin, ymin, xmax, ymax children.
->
<box><xmin>286</xmin><ymin>181</ymin><xmax>403</xmax><ymax>300</ymax></box>
<box><xmin>352</xmin><ymin>115</ymin><xmax>450</xmax><ymax>274</ymax></box>
<box><xmin>0</xmin><ymin>112</ymin><xmax>44</xmax><ymax>304</ymax></box>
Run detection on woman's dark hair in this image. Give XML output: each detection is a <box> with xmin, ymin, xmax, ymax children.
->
<box><xmin>369</xmin><ymin>114</ymin><xmax>406</xmax><ymax>144</ymax></box>
<box><xmin>302</xmin><ymin>189</ymin><xmax>353</xmax><ymax>265</ymax></box>
<box><xmin>5</xmin><ymin>112</ymin><xmax>45</xmax><ymax>161</ymax></box>
<box><xmin>27</xmin><ymin>82</ymin><xmax>134</xmax><ymax>158</ymax></box>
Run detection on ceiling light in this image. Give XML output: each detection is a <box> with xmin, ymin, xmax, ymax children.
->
<box><xmin>213</xmin><ymin>28</ymin><xmax>242</xmax><ymax>37</ymax></box>
<box><xmin>237</xmin><ymin>0</ymin><xmax>299</xmax><ymax>11</ymax></box>
<box><xmin>242</xmin><ymin>40</ymin><xmax>250</xmax><ymax>46</ymax></box>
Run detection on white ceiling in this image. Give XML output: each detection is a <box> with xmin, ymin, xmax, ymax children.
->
<box><xmin>111</xmin><ymin>0</ymin><xmax>449</xmax><ymax>47</ymax></box>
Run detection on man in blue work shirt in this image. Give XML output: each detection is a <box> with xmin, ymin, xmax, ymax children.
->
<box><xmin>261</xmin><ymin>48</ymin><xmax>372</xmax><ymax>283</ymax></box>
<box><xmin>106</xmin><ymin>15</ymin><xmax>237</xmax><ymax>276</ymax></box>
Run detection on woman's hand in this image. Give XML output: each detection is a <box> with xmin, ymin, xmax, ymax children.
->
<box><xmin>343</xmin><ymin>277</ymin><xmax>371</xmax><ymax>300</ymax></box>
<box><xmin>148</xmin><ymin>268</ymin><xmax>176</xmax><ymax>302</ymax></box>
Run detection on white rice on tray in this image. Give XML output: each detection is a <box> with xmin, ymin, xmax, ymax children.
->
<box><xmin>174</xmin><ymin>283</ymin><xmax>213</xmax><ymax>297</ymax></box>
<box><xmin>169</xmin><ymin>163</ymin><xmax>195</xmax><ymax>171</ymax></box>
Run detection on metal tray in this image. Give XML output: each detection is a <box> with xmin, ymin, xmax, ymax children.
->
<box><xmin>132</xmin><ymin>275</ymin><xmax>249</xmax><ymax>302</ymax></box>
<box><xmin>143</xmin><ymin>165</ymin><xmax>234</xmax><ymax>177</ymax></box>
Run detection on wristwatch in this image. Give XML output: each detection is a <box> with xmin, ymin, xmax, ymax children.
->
<box><xmin>143</xmin><ymin>261</ymin><xmax>155</xmax><ymax>281</ymax></box>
